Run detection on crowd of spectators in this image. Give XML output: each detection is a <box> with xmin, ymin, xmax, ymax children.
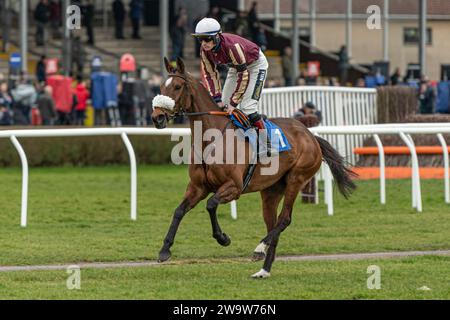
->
<box><xmin>0</xmin><ymin>70</ymin><xmax>163</xmax><ymax>127</ymax></box>
<box><xmin>33</xmin><ymin>0</ymin><xmax>95</xmax><ymax>45</ymax></box>
<box><xmin>1</xmin><ymin>2</ymin><xmax>445</xmax><ymax>128</ymax></box>
<box><xmin>33</xmin><ymin>0</ymin><xmax>144</xmax><ymax>46</ymax></box>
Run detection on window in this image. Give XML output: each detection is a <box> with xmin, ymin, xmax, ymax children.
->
<box><xmin>403</xmin><ymin>27</ymin><xmax>432</xmax><ymax>45</ymax></box>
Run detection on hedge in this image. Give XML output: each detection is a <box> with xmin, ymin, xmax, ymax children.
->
<box><xmin>377</xmin><ymin>86</ymin><xmax>418</xmax><ymax>123</ymax></box>
<box><xmin>0</xmin><ymin>131</ymin><xmax>181</xmax><ymax>167</ymax></box>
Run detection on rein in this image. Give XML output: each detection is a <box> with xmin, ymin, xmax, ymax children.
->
<box><xmin>166</xmin><ymin>73</ymin><xmax>251</xmax><ymax>128</ymax></box>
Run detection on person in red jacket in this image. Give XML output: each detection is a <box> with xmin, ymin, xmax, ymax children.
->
<box><xmin>72</xmin><ymin>77</ymin><xmax>90</xmax><ymax>126</ymax></box>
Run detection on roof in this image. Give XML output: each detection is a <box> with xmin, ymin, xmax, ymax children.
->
<box><xmin>251</xmin><ymin>0</ymin><xmax>450</xmax><ymax>15</ymax></box>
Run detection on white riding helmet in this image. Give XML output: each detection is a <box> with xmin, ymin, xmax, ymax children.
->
<box><xmin>192</xmin><ymin>17</ymin><xmax>221</xmax><ymax>37</ymax></box>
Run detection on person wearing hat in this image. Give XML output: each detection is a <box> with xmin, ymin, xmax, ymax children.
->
<box><xmin>192</xmin><ymin>17</ymin><xmax>269</xmax><ymax>133</ymax></box>
<box><xmin>293</xmin><ymin>101</ymin><xmax>322</xmax><ymax>127</ymax></box>
<box><xmin>293</xmin><ymin>101</ymin><xmax>322</xmax><ymax>204</ymax></box>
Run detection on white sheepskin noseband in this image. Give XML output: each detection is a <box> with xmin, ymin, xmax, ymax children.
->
<box><xmin>152</xmin><ymin>94</ymin><xmax>176</xmax><ymax>111</ymax></box>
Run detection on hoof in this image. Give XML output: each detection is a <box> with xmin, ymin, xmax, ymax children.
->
<box><xmin>215</xmin><ymin>233</ymin><xmax>231</xmax><ymax>247</ymax></box>
<box><xmin>158</xmin><ymin>250</ymin><xmax>171</xmax><ymax>263</ymax></box>
<box><xmin>251</xmin><ymin>269</ymin><xmax>271</xmax><ymax>279</ymax></box>
<box><xmin>251</xmin><ymin>251</ymin><xmax>266</xmax><ymax>261</ymax></box>
<box><xmin>252</xmin><ymin>242</ymin><xmax>268</xmax><ymax>261</ymax></box>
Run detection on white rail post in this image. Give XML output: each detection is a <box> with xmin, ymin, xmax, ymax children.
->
<box><xmin>407</xmin><ymin>133</ymin><xmax>422</xmax><ymax>212</ymax></box>
<box><xmin>121</xmin><ymin>132</ymin><xmax>137</xmax><ymax>221</ymax></box>
<box><xmin>323</xmin><ymin>163</ymin><xmax>334</xmax><ymax>216</ymax></box>
<box><xmin>316</xmin><ymin>132</ymin><xmax>333</xmax><ymax>214</ymax></box>
<box><xmin>437</xmin><ymin>134</ymin><xmax>450</xmax><ymax>203</ymax></box>
<box><xmin>230</xmin><ymin>200</ymin><xmax>237</xmax><ymax>220</ymax></box>
<box><xmin>321</xmin><ymin>164</ymin><xmax>327</xmax><ymax>205</ymax></box>
<box><xmin>399</xmin><ymin>132</ymin><xmax>422</xmax><ymax>212</ymax></box>
<box><xmin>10</xmin><ymin>135</ymin><xmax>28</xmax><ymax>227</ymax></box>
<box><xmin>373</xmin><ymin>134</ymin><xmax>386</xmax><ymax>204</ymax></box>
<box><xmin>314</xmin><ymin>172</ymin><xmax>320</xmax><ymax>204</ymax></box>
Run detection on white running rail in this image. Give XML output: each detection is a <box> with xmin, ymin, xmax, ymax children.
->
<box><xmin>311</xmin><ymin>124</ymin><xmax>450</xmax><ymax>215</ymax></box>
<box><xmin>1</xmin><ymin>124</ymin><xmax>449</xmax><ymax>226</ymax></box>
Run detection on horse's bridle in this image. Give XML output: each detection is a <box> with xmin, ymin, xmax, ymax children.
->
<box><xmin>164</xmin><ymin>73</ymin><xmax>251</xmax><ymax>129</ymax></box>
<box><xmin>165</xmin><ymin>73</ymin><xmax>227</xmax><ymax>117</ymax></box>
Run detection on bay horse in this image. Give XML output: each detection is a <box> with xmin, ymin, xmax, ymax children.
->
<box><xmin>151</xmin><ymin>57</ymin><xmax>356</xmax><ymax>278</ymax></box>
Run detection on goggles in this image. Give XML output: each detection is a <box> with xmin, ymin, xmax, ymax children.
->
<box><xmin>197</xmin><ymin>36</ymin><xmax>215</xmax><ymax>43</ymax></box>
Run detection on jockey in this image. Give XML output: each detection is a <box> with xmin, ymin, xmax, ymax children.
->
<box><xmin>192</xmin><ymin>17</ymin><xmax>269</xmax><ymax>134</ymax></box>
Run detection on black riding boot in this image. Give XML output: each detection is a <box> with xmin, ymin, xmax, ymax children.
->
<box><xmin>248</xmin><ymin>112</ymin><xmax>271</xmax><ymax>157</ymax></box>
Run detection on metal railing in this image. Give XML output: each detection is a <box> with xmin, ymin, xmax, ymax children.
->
<box><xmin>1</xmin><ymin>124</ymin><xmax>449</xmax><ymax>226</ymax></box>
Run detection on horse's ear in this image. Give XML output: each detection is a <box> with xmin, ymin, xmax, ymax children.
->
<box><xmin>164</xmin><ymin>57</ymin><xmax>174</xmax><ymax>73</ymax></box>
<box><xmin>176</xmin><ymin>57</ymin><xmax>185</xmax><ymax>74</ymax></box>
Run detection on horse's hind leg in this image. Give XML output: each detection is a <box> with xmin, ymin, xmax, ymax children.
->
<box><xmin>206</xmin><ymin>181</ymin><xmax>241</xmax><ymax>247</ymax></box>
<box><xmin>158</xmin><ymin>183</ymin><xmax>208</xmax><ymax>262</ymax></box>
<box><xmin>252</xmin><ymin>175</ymin><xmax>306</xmax><ymax>278</ymax></box>
<box><xmin>252</xmin><ymin>181</ymin><xmax>285</xmax><ymax>261</ymax></box>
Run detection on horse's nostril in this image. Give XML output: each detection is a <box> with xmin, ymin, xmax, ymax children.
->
<box><xmin>157</xmin><ymin>114</ymin><xmax>166</xmax><ymax>122</ymax></box>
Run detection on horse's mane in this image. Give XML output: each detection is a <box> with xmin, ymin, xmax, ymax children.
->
<box><xmin>182</xmin><ymin>71</ymin><xmax>222</xmax><ymax>111</ymax></box>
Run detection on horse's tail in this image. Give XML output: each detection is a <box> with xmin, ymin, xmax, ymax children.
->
<box><xmin>315</xmin><ymin>136</ymin><xmax>357</xmax><ymax>199</ymax></box>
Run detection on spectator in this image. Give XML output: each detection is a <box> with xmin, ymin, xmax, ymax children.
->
<box><xmin>49</xmin><ymin>0</ymin><xmax>62</xmax><ymax>39</ymax></box>
<box><xmin>34</xmin><ymin>0</ymin><xmax>50</xmax><ymax>46</ymax></box>
<box><xmin>293</xmin><ymin>101</ymin><xmax>322</xmax><ymax>204</ymax></box>
<box><xmin>254</xmin><ymin>24</ymin><xmax>267</xmax><ymax>51</ymax></box>
<box><xmin>419</xmin><ymin>79</ymin><xmax>435</xmax><ymax>114</ymax></box>
<box><xmin>118</xmin><ymin>82</ymin><xmax>133</xmax><ymax>125</ymax></box>
<box><xmin>390</xmin><ymin>67</ymin><xmax>401</xmax><ymax>85</ymax></box>
<box><xmin>36</xmin><ymin>55</ymin><xmax>47</xmax><ymax>83</ymax></box>
<box><xmin>129</xmin><ymin>0</ymin><xmax>143</xmax><ymax>39</ymax></box>
<box><xmin>71</xmin><ymin>36</ymin><xmax>86</xmax><ymax>78</ymax></box>
<box><xmin>192</xmin><ymin>15</ymin><xmax>204</xmax><ymax>58</ymax></box>
<box><xmin>328</xmin><ymin>77</ymin><xmax>340</xmax><ymax>86</ymax></box>
<box><xmin>296</xmin><ymin>76</ymin><xmax>306</xmax><ymax>86</ymax></box>
<box><xmin>247</xmin><ymin>1</ymin><xmax>259</xmax><ymax>43</ymax></box>
<box><xmin>0</xmin><ymin>81</ymin><xmax>13</xmax><ymax>109</ymax></box>
<box><xmin>293</xmin><ymin>101</ymin><xmax>322</xmax><ymax>126</ymax></box>
<box><xmin>337</xmin><ymin>45</ymin><xmax>349</xmax><ymax>86</ymax></box>
<box><xmin>147</xmin><ymin>74</ymin><xmax>162</xmax><ymax>124</ymax></box>
<box><xmin>265</xmin><ymin>79</ymin><xmax>282</xmax><ymax>88</ymax></box>
<box><xmin>11</xmin><ymin>77</ymin><xmax>37</xmax><ymax>125</ymax></box>
<box><xmin>235</xmin><ymin>10</ymin><xmax>250</xmax><ymax>38</ymax></box>
<box><xmin>113</xmin><ymin>0</ymin><xmax>126</xmax><ymax>39</ymax></box>
<box><xmin>0</xmin><ymin>81</ymin><xmax>14</xmax><ymax>125</ymax></box>
<box><xmin>170</xmin><ymin>8</ymin><xmax>188</xmax><ymax>61</ymax></box>
<box><xmin>282</xmin><ymin>46</ymin><xmax>294</xmax><ymax>86</ymax></box>
<box><xmin>72</xmin><ymin>77</ymin><xmax>90</xmax><ymax>126</ymax></box>
<box><xmin>0</xmin><ymin>103</ymin><xmax>13</xmax><ymax>125</ymax></box>
<box><xmin>356</xmin><ymin>78</ymin><xmax>366</xmax><ymax>88</ymax></box>
<box><xmin>207</xmin><ymin>5</ymin><xmax>223</xmax><ymax>26</ymax></box>
<box><xmin>36</xmin><ymin>85</ymin><xmax>56</xmax><ymax>125</ymax></box>
<box><xmin>82</xmin><ymin>0</ymin><xmax>95</xmax><ymax>45</ymax></box>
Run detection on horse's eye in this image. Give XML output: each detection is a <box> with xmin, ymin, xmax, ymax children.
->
<box><xmin>174</xmin><ymin>85</ymin><xmax>181</xmax><ymax>90</ymax></box>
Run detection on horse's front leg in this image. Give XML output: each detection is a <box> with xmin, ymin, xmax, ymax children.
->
<box><xmin>206</xmin><ymin>181</ymin><xmax>241</xmax><ymax>247</ymax></box>
<box><xmin>207</xmin><ymin>194</ymin><xmax>231</xmax><ymax>246</ymax></box>
<box><xmin>158</xmin><ymin>184</ymin><xmax>208</xmax><ymax>262</ymax></box>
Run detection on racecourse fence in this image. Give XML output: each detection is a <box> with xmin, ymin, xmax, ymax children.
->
<box><xmin>1</xmin><ymin>124</ymin><xmax>449</xmax><ymax>227</ymax></box>
<box><xmin>261</xmin><ymin>86</ymin><xmax>378</xmax><ymax>164</ymax></box>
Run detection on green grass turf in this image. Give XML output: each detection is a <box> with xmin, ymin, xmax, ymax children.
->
<box><xmin>0</xmin><ymin>165</ymin><xmax>449</xmax><ymax>266</ymax></box>
<box><xmin>0</xmin><ymin>165</ymin><xmax>449</xmax><ymax>299</ymax></box>
<box><xmin>0</xmin><ymin>256</ymin><xmax>448</xmax><ymax>299</ymax></box>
